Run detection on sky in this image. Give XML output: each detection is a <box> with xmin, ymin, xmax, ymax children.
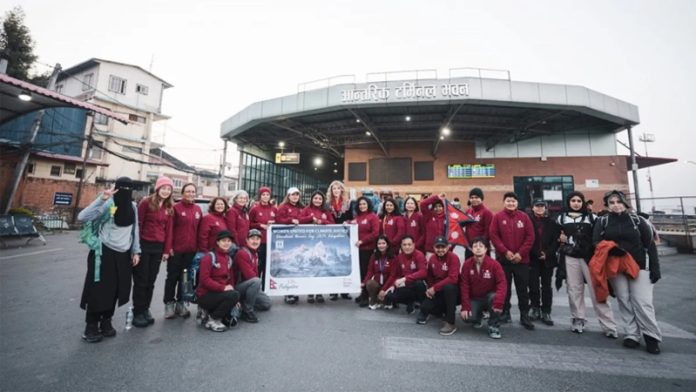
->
<box><xmin>11</xmin><ymin>0</ymin><xmax>696</xmax><ymax>203</ymax></box>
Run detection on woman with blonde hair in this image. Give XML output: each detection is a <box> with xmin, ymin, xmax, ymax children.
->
<box><xmin>327</xmin><ymin>180</ymin><xmax>354</xmax><ymax>300</ymax></box>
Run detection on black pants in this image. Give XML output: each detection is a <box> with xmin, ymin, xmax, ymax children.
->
<box><xmin>86</xmin><ymin>308</ymin><xmax>115</xmax><ymax>324</ymax></box>
<box><xmin>164</xmin><ymin>251</ymin><xmax>195</xmax><ymax>303</ymax></box>
<box><xmin>420</xmin><ymin>284</ymin><xmax>460</xmax><ymax>324</ymax></box>
<box><xmin>197</xmin><ymin>290</ymin><xmax>240</xmax><ymax>320</ymax></box>
<box><xmin>498</xmin><ymin>258</ymin><xmax>531</xmax><ymax>313</ymax></box>
<box><xmin>359</xmin><ymin>250</ymin><xmax>372</xmax><ymax>281</ymax></box>
<box><xmin>132</xmin><ymin>241</ymin><xmax>163</xmax><ymax>314</ymax></box>
<box><xmin>470</xmin><ymin>292</ymin><xmax>501</xmax><ymax>328</ymax></box>
<box><xmin>258</xmin><ymin>243</ymin><xmax>267</xmax><ymax>290</ymax></box>
<box><xmin>529</xmin><ymin>258</ymin><xmax>554</xmax><ymax>313</ymax></box>
<box><xmin>392</xmin><ymin>280</ymin><xmax>427</xmax><ymax>305</ymax></box>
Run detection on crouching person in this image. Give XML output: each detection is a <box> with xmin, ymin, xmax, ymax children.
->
<box><xmin>196</xmin><ymin>230</ymin><xmax>240</xmax><ymax>332</ymax></box>
<box><xmin>460</xmin><ymin>237</ymin><xmax>507</xmax><ymax>339</ymax></box>
<box><xmin>231</xmin><ymin>229</ymin><xmax>272</xmax><ymax>323</ymax></box>
<box><xmin>416</xmin><ymin>236</ymin><xmax>461</xmax><ymax>336</ymax></box>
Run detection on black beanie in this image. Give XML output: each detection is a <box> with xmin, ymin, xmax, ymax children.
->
<box><xmin>469</xmin><ymin>188</ymin><xmax>484</xmax><ymax>200</ymax></box>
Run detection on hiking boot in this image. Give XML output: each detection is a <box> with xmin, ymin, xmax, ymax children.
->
<box><xmin>241</xmin><ymin>311</ymin><xmax>259</xmax><ymax>323</ymax></box>
<box><xmin>99</xmin><ymin>318</ymin><xmax>116</xmax><ymax>338</ymax></box>
<box><xmin>499</xmin><ymin>310</ymin><xmax>511</xmax><ymax>324</ymax></box>
<box><xmin>145</xmin><ymin>309</ymin><xmax>155</xmax><ymax>325</ymax></box>
<box><xmin>196</xmin><ymin>306</ymin><xmax>208</xmax><ymax>325</ymax></box>
<box><xmin>205</xmin><ymin>318</ymin><xmax>227</xmax><ymax>332</ymax></box>
<box><xmin>175</xmin><ymin>302</ymin><xmax>191</xmax><ymax>318</ymax></box>
<box><xmin>406</xmin><ymin>302</ymin><xmax>415</xmax><ymax>315</ymax></box>
<box><xmin>132</xmin><ymin>312</ymin><xmax>149</xmax><ymax>328</ymax></box>
<box><xmin>416</xmin><ymin>312</ymin><xmax>429</xmax><ymax>325</ymax></box>
<box><xmin>541</xmin><ymin>312</ymin><xmax>554</xmax><ymax>326</ymax></box>
<box><xmin>644</xmin><ymin>334</ymin><xmax>660</xmax><ymax>354</ymax></box>
<box><xmin>520</xmin><ymin>314</ymin><xmax>535</xmax><ymax>330</ymax></box>
<box><xmin>82</xmin><ymin>323</ymin><xmax>103</xmax><ymax>343</ymax></box>
<box><xmin>307</xmin><ymin>295</ymin><xmax>315</xmax><ymax>304</ymax></box>
<box><xmin>164</xmin><ymin>302</ymin><xmax>176</xmax><ymax>319</ymax></box>
<box><xmin>439</xmin><ymin>322</ymin><xmax>457</xmax><ymax>336</ymax></box>
<box><xmin>571</xmin><ymin>318</ymin><xmax>584</xmax><ymax>334</ymax></box>
<box><xmin>284</xmin><ymin>295</ymin><xmax>298</xmax><ymax>305</ymax></box>
<box><xmin>605</xmin><ymin>330</ymin><xmax>619</xmax><ymax>339</ymax></box>
<box><xmin>329</xmin><ymin>294</ymin><xmax>339</xmax><ymax>301</ymax></box>
<box><xmin>340</xmin><ymin>293</ymin><xmax>352</xmax><ymax>300</ymax></box>
<box><xmin>528</xmin><ymin>307</ymin><xmax>541</xmax><ymax>321</ymax></box>
<box><xmin>488</xmin><ymin>326</ymin><xmax>502</xmax><ymax>339</ymax></box>
<box><xmin>359</xmin><ymin>296</ymin><xmax>369</xmax><ymax>308</ymax></box>
<box><xmin>623</xmin><ymin>338</ymin><xmax>640</xmax><ymax>349</ymax></box>
<box><xmin>316</xmin><ymin>294</ymin><xmax>325</xmax><ymax>303</ymax></box>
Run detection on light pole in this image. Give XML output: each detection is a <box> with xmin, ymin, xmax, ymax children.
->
<box><xmin>639</xmin><ymin>133</ymin><xmax>656</xmax><ymax>211</ymax></box>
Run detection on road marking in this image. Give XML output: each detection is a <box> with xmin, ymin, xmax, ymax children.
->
<box><xmin>0</xmin><ymin>248</ymin><xmax>64</xmax><ymax>261</ymax></box>
<box><xmin>383</xmin><ymin>336</ymin><xmax>696</xmax><ymax>380</ymax></box>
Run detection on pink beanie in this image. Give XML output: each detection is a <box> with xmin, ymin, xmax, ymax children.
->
<box><xmin>155</xmin><ymin>176</ymin><xmax>174</xmax><ymax>191</ymax></box>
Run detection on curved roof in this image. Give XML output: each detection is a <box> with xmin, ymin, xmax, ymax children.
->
<box><xmin>221</xmin><ymin>75</ymin><xmax>639</xmax><ymax>158</ymax></box>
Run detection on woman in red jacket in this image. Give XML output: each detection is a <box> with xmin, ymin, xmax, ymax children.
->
<box><xmin>420</xmin><ymin>193</ymin><xmax>446</xmax><ymax>258</ymax></box>
<box><xmin>402</xmin><ymin>196</ymin><xmax>425</xmax><ymax>253</ymax></box>
<box><xmin>349</xmin><ymin>196</ymin><xmax>380</xmax><ymax>306</ymax></box>
<box><xmin>362</xmin><ymin>235</ymin><xmax>396</xmax><ymax>309</ymax></box>
<box><xmin>163</xmin><ymin>183</ymin><xmax>202</xmax><ymax>320</ymax></box>
<box><xmin>226</xmin><ymin>190</ymin><xmax>250</xmax><ymax>247</ymax></box>
<box><xmin>276</xmin><ymin>187</ymin><xmax>312</xmax><ymax>304</ymax></box>
<box><xmin>379</xmin><ymin>197</ymin><xmax>405</xmax><ymax>250</ymax></box>
<box><xmin>132</xmin><ymin>176</ymin><xmax>174</xmax><ymax>328</ymax></box>
<box><xmin>198</xmin><ymin>197</ymin><xmax>229</xmax><ymax>253</ymax></box>
<box><xmin>302</xmin><ymin>190</ymin><xmax>335</xmax><ymax>303</ymax></box>
<box><xmin>196</xmin><ymin>230</ymin><xmax>240</xmax><ymax>332</ymax></box>
<box><xmin>326</xmin><ymin>180</ymin><xmax>354</xmax><ymax>301</ymax></box>
<box><xmin>249</xmin><ymin>186</ymin><xmax>276</xmax><ymax>287</ymax></box>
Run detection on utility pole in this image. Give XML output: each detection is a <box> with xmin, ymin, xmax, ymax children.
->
<box><xmin>219</xmin><ymin>139</ymin><xmax>228</xmax><ymax>197</ymax></box>
<box><xmin>639</xmin><ymin>133</ymin><xmax>656</xmax><ymax>212</ymax></box>
<box><xmin>626</xmin><ymin>125</ymin><xmax>642</xmax><ymax>213</ymax></box>
<box><xmin>72</xmin><ymin>116</ymin><xmax>96</xmax><ymax>224</ymax></box>
<box><xmin>2</xmin><ymin>63</ymin><xmax>62</xmax><ymax>213</ymax></box>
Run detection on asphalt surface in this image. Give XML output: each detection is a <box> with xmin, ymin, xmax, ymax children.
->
<box><xmin>1</xmin><ymin>232</ymin><xmax>696</xmax><ymax>392</ymax></box>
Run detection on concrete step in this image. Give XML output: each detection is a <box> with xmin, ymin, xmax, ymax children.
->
<box><xmin>657</xmin><ymin>244</ymin><xmax>678</xmax><ymax>256</ymax></box>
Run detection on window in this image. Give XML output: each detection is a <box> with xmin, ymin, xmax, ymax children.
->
<box><xmin>26</xmin><ymin>162</ymin><xmax>35</xmax><ymax>174</ymax></box>
<box><xmin>513</xmin><ymin>176</ymin><xmax>574</xmax><ymax>213</ymax></box>
<box><xmin>128</xmin><ymin>114</ymin><xmax>146</xmax><ymax>124</ymax></box>
<box><xmin>76</xmin><ymin>169</ymin><xmax>84</xmax><ymax>179</ymax></box>
<box><xmin>89</xmin><ymin>141</ymin><xmax>104</xmax><ymax>160</ymax></box>
<box><xmin>122</xmin><ymin>145</ymin><xmax>143</xmax><ymax>154</ymax></box>
<box><xmin>348</xmin><ymin>162</ymin><xmax>367</xmax><ymax>181</ymax></box>
<box><xmin>94</xmin><ymin>113</ymin><xmax>108</xmax><ymax>125</ymax></box>
<box><xmin>173</xmin><ymin>178</ymin><xmax>184</xmax><ymax>188</ymax></box>
<box><xmin>369</xmin><ymin>158</ymin><xmax>412</xmax><ymax>185</ymax></box>
<box><xmin>135</xmin><ymin>84</ymin><xmax>149</xmax><ymax>95</ymax></box>
<box><xmin>414</xmin><ymin>161</ymin><xmax>434</xmax><ymax>181</ymax></box>
<box><xmin>82</xmin><ymin>73</ymin><xmax>94</xmax><ymax>91</ymax></box>
<box><xmin>228</xmin><ymin>182</ymin><xmax>236</xmax><ymax>191</ymax></box>
<box><xmin>50</xmin><ymin>165</ymin><xmax>62</xmax><ymax>177</ymax></box>
<box><xmin>108</xmin><ymin>75</ymin><xmax>127</xmax><ymax>94</ymax></box>
<box><xmin>64</xmin><ymin>163</ymin><xmax>76</xmax><ymax>175</ymax></box>
<box><xmin>55</xmin><ymin>84</ymin><xmax>64</xmax><ymax>93</ymax></box>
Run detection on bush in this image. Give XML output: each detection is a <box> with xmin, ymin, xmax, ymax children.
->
<box><xmin>8</xmin><ymin>207</ymin><xmax>33</xmax><ymax>217</ymax></box>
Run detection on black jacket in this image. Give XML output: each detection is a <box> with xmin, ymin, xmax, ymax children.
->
<box><xmin>528</xmin><ymin>213</ymin><xmax>560</xmax><ymax>266</ymax></box>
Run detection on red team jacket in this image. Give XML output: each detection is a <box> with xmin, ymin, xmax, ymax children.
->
<box><xmin>226</xmin><ymin>204</ymin><xmax>250</xmax><ymax>246</ymax></box>
<box><xmin>165</xmin><ymin>201</ymin><xmax>202</xmax><ymax>254</ymax></box>
<box><xmin>276</xmin><ymin>203</ymin><xmax>313</xmax><ymax>225</ymax></box>
<box><xmin>196</xmin><ymin>248</ymin><xmax>234</xmax><ymax>298</ymax></box>
<box><xmin>380</xmin><ymin>213</ymin><xmax>405</xmax><ymax>248</ymax></box>
<box><xmin>403</xmin><ymin>211</ymin><xmax>425</xmax><ymax>251</ymax></box>
<box><xmin>138</xmin><ymin>197</ymin><xmax>172</xmax><ymax>244</ymax></box>
<box><xmin>249</xmin><ymin>203</ymin><xmax>277</xmax><ymax>244</ymax></box>
<box><xmin>465</xmin><ymin>203</ymin><xmax>493</xmax><ymax>242</ymax></box>
<box><xmin>425</xmin><ymin>252</ymin><xmax>460</xmax><ymax>292</ymax></box>
<box><xmin>350</xmin><ymin>211</ymin><xmax>380</xmax><ymax>251</ymax></box>
<box><xmin>384</xmin><ymin>249</ymin><xmax>428</xmax><ymax>289</ymax></box>
<box><xmin>301</xmin><ymin>205</ymin><xmax>335</xmax><ymax>225</ymax></box>
<box><xmin>459</xmin><ymin>255</ymin><xmax>507</xmax><ymax>311</ymax></box>
<box><xmin>364</xmin><ymin>253</ymin><xmax>396</xmax><ymax>288</ymax></box>
<box><xmin>197</xmin><ymin>211</ymin><xmax>228</xmax><ymax>252</ymax></box>
<box><xmin>232</xmin><ymin>246</ymin><xmax>259</xmax><ymax>284</ymax></box>
<box><xmin>420</xmin><ymin>195</ymin><xmax>446</xmax><ymax>252</ymax></box>
<box><xmin>489</xmin><ymin>209</ymin><xmax>535</xmax><ymax>263</ymax></box>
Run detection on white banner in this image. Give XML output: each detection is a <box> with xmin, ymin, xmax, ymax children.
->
<box><xmin>265</xmin><ymin>224</ymin><xmax>361</xmax><ymax>296</ymax></box>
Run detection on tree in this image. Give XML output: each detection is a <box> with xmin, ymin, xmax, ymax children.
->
<box><xmin>0</xmin><ymin>6</ymin><xmax>48</xmax><ymax>86</ymax></box>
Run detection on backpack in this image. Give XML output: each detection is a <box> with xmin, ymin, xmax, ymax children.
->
<box><xmin>598</xmin><ymin>213</ymin><xmax>642</xmax><ymax>237</ymax></box>
<box><xmin>181</xmin><ymin>245</ymin><xmax>237</xmax><ymax>303</ymax></box>
<box><xmin>79</xmin><ymin>200</ymin><xmax>114</xmax><ymax>283</ymax></box>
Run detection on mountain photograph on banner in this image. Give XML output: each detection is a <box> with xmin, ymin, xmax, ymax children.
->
<box><xmin>270</xmin><ymin>237</ymin><xmax>351</xmax><ymax>278</ymax></box>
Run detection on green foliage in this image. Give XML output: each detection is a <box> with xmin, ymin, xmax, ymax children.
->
<box><xmin>8</xmin><ymin>207</ymin><xmax>33</xmax><ymax>217</ymax></box>
<box><xmin>0</xmin><ymin>6</ymin><xmax>48</xmax><ymax>86</ymax></box>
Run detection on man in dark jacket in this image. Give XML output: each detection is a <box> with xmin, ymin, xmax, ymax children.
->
<box><xmin>527</xmin><ymin>199</ymin><xmax>559</xmax><ymax>325</ymax></box>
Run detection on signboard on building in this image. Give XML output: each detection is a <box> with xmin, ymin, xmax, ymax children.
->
<box><xmin>53</xmin><ymin>192</ymin><xmax>73</xmax><ymax>206</ymax></box>
<box><xmin>341</xmin><ymin>82</ymin><xmax>470</xmax><ymax>103</ymax></box>
<box><xmin>275</xmin><ymin>152</ymin><xmax>300</xmax><ymax>164</ymax></box>
<box><xmin>447</xmin><ymin>164</ymin><xmax>496</xmax><ymax>179</ymax></box>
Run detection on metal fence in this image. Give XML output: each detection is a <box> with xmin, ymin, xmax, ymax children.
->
<box><xmin>630</xmin><ymin>196</ymin><xmax>696</xmax><ymax>253</ymax></box>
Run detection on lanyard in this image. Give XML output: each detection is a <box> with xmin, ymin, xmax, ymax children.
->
<box><xmin>378</xmin><ymin>255</ymin><xmax>387</xmax><ymax>284</ymax></box>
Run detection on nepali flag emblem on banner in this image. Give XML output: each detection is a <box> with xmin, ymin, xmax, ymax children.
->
<box><xmin>444</xmin><ymin>200</ymin><xmax>476</xmax><ymax>247</ymax></box>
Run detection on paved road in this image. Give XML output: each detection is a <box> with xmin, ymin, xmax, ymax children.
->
<box><xmin>1</xmin><ymin>232</ymin><xmax>696</xmax><ymax>391</ymax></box>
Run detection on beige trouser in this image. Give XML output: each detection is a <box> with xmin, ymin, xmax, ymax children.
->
<box><xmin>565</xmin><ymin>256</ymin><xmax>617</xmax><ymax>333</ymax></box>
<box><xmin>610</xmin><ymin>270</ymin><xmax>662</xmax><ymax>342</ymax></box>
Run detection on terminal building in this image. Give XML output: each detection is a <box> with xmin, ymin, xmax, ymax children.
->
<box><xmin>220</xmin><ymin>69</ymin><xmax>673</xmax><ymax>211</ymax></box>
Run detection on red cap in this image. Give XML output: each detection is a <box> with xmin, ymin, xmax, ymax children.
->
<box><xmin>258</xmin><ymin>186</ymin><xmax>271</xmax><ymax>196</ymax></box>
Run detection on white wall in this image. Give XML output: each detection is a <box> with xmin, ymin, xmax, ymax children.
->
<box><xmin>94</xmin><ymin>62</ymin><xmax>166</xmax><ymax>114</ymax></box>
<box><xmin>476</xmin><ymin>132</ymin><xmax>618</xmax><ymax>158</ymax></box>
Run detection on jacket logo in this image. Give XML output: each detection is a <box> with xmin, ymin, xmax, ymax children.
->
<box><xmin>181</xmin><ymin>211</ymin><xmax>186</xmax><ymax>217</ymax></box>
<box><xmin>442</xmin><ymin>263</ymin><xmax>448</xmax><ymax>271</ymax></box>
<box><xmin>321</xmin><ymin>213</ymin><xmax>327</xmax><ymax>220</ymax></box>
<box><xmin>470</xmin><ymin>269</ymin><xmax>475</xmax><ymax>275</ymax></box>
<box><xmin>410</xmin><ymin>261</ymin><xmax>416</xmax><ymax>270</ymax></box>
<box><xmin>517</xmin><ymin>221</ymin><xmax>524</xmax><ymax>229</ymax></box>
<box><xmin>195</xmin><ymin>212</ymin><xmax>200</xmax><ymax>219</ymax></box>
<box><xmin>475</xmin><ymin>215</ymin><xmax>481</xmax><ymax>222</ymax></box>
<box><xmin>483</xmin><ymin>270</ymin><xmax>491</xmax><ymax>279</ymax></box>
<box><xmin>502</xmin><ymin>220</ymin><xmax>507</xmax><ymax>225</ymax></box>
<box><xmin>361</xmin><ymin>219</ymin><xmax>367</xmax><ymax>224</ymax></box>
<box><xmin>388</xmin><ymin>219</ymin><xmax>393</xmax><ymax>225</ymax></box>
<box><xmin>270</xmin><ymin>212</ymin><xmax>275</xmax><ymax>217</ymax></box>
<box><xmin>411</xmin><ymin>220</ymin><xmax>417</xmax><ymax>227</ymax></box>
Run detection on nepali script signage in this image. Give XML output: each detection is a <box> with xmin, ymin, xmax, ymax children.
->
<box><xmin>265</xmin><ymin>224</ymin><xmax>360</xmax><ymax>296</ymax></box>
<box><xmin>341</xmin><ymin>82</ymin><xmax>470</xmax><ymax>103</ymax></box>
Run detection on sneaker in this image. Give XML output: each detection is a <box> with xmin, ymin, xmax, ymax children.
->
<box><xmin>528</xmin><ymin>307</ymin><xmax>541</xmax><ymax>321</ymax></box>
<box><xmin>341</xmin><ymin>293</ymin><xmax>352</xmax><ymax>300</ymax></box>
<box><xmin>307</xmin><ymin>295</ymin><xmax>316</xmax><ymax>304</ymax></box>
<box><xmin>439</xmin><ymin>322</ymin><xmax>457</xmax><ymax>336</ymax></box>
<box><xmin>416</xmin><ymin>312</ymin><xmax>429</xmax><ymax>325</ymax></box>
<box><xmin>571</xmin><ymin>318</ymin><xmax>585</xmax><ymax>334</ymax></box>
<box><xmin>175</xmin><ymin>302</ymin><xmax>191</xmax><ymax>318</ymax></box>
<box><xmin>284</xmin><ymin>295</ymin><xmax>298</xmax><ymax>305</ymax></box>
<box><xmin>499</xmin><ymin>310</ymin><xmax>511</xmax><ymax>324</ymax></box>
<box><xmin>541</xmin><ymin>312</ymin><xmax>554</xmax><ymax>326</ymax></box>
<box><xmin>205</xmin><ymin>318</ymin><xmax>227</xmax><ymax>332</ymax></box>
<box><xmin>132</xmin><ymin>312</ymin><xmax>149</xmax><ymax>328</ymax></box>
<box><xmin>196</xmin><ymin>306</ymin><xmax>208</xmax><ymax>325</ymax></box>
<box><xmin>605</xmin><ymin>330</ymin><xmax>619</xmax><ymax>339</ymax></box>
<box><xmin>82</xmin><ymin>323</ymin><xmax>103</xmax><ymax>343</ymax></box>
<box><xmin>520</xmin><ymin>315</ymin><xmax>535</xmax><ymax>330</ymax></box>
<box><xmin>623</xmin><ymin>338</ymin><xmax>640</xmax><ymax>349</ymax></box>
<box><xmin>99</xmin><ymin>318</ymin><xmax>116</xmax><ymax>338</ymax></box>
<box><xmin>383</xmin><ymin>303</ymin><xmax>393</xmax><ymax>310</ymax></box>
<box><xmin>164</xmin><ymin>302</ymin><xmax>176</xmax><ymax>319</ymax></box>
<box><xmin>316</xmin><ymin>294</ymin><xmax>325</xmax><ymax>303</ymax></box>
<box><xmin>406</xmin><ymin>302</ymin><xmax>415</xmax><ymax>315</ymax></box>
<box><xmin>145</xmin><ymin>309</ymin><xmax>155</xmax><ymax>325</ymax></box>
<box><xmin>241</xmin><ymin>311</ymin><xmax>259</xmax><ymax>323</ymax></box>
<box><xmin>222</xmin><ymin>316</ymin><xmax>238</xmax><ymax>328</ymax></box>
<box><xmin>644</xmin><ymin>334</ymin><xmax>660</xmax><ymax>355</ymax></box>
<box><xmin>472</xmin><ymin>320</ymin><xmax>484</xmax><ymax>329</ymax></box>
<box><xmin>329</xmin><ymin>294</ymin><xmax>339</xmax><ymax>301</ymax></box>
<box><xmin>482</xmin><ymin>311</ymin><xmax>490</xmax><ymax>320</ymax></box>
<box><xmin>488</xmin><ymin>326</ymin><xmax>502</xmax><ymax>339</ymax></box>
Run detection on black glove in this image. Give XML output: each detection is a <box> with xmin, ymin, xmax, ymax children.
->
<box><xmin>650</xmin><ymin>269</ymin><xmax>661</xmax><ymax>284</ymax></box>
<box><xmin>608</xmin><ymin>247</ymin><xmax>627</xmax><ymax>257</ymax></box>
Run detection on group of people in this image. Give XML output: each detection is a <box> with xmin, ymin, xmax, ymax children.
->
<box><xmin>77</xmin><ymin>177</ymin><xmax>662</xmax><ymax>355</ymax></box>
